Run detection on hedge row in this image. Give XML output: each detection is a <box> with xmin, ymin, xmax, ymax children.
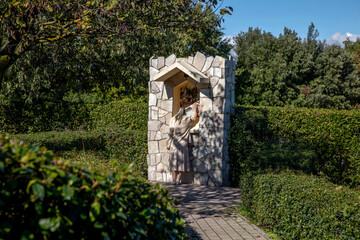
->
<box><xmin>13</xmin><ymin>128</ymin><xmax>148</xmax><ymax>178</ymax></box>
<box><xmin>0</xmin><ymin>97</ymin><xmax>148</xmax><ymax>134</ymax></box>
<box><xmin>0</xmin><ymin>135</ymin><xmax>186</xmax><ymax>239</ymax></box>
<box><xmin>89</xmin><ymin>98</ymin><xmax>148</xmax><ymax>132</ymax></box>
<box><xmin>0</xmin><ymin>100</ymin><xmax>92</xmax><ymax>134</ymax></box>
<box><xmin>229</xmin><ymin>106</ymin><xmax>360</xmax><ymax>186</ymax></box>
<box><xmin>239</xmin><ymin>172</ymin><xmax>360</xmax><ymax>240</ymax></box>
<box><xmin>229</xmin><ymin>106</ymin><xmax>318</xmax><ymax>186</ymax></box>
<box><xmin>266</xmin><ymin>107</ymin><xmax>360</xmax><ymax>185</ymax></box>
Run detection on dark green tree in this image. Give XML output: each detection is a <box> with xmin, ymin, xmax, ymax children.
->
<box><xmin>0</xmin><ymin>0</ymin><xmax>233</xmax><ymax>133</ymax></box>
<box><xmin>234</xmin><ymin>23</ymin><xmax>360</xmax><ymax>109</ymax></box>
<box><xmin>344</xmin><ymin>38</ymin><xmax>360</xmax><ymax>75</ymax></box>
<box><xmin>295</xmin><ymin>44</ymin><xmax>360</xmax><ymax>109</ymax></box>
<box><xmin>0</xmin><ymin>0</ymin><xmax>232</xmax><ymax>85</ymax></box>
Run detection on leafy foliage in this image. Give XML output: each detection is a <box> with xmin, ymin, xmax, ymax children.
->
<box><xmin>0</xmin><ymin>135</ymin><xmax>185</xmax><ymax>239</ymax></box>
<box><xmin>345</xmin><ymin>38</ymin><xmax>360</xmax><ymax>77</ymax></box>
<box><xmin>229</xmin><ymin>106</ymin><xmax>317</xmax><ymax>186</ymax></box>
<box><xmin>239</xmin><ymin>172</ymin><xmax>360</xmax><ymax>240</ymax></box>
<box><xmin>0</xmin><ymin>94</ymin><xmax>148</xmax><ymax>134</ymax></box>
<box><xmin>1</xmin><ymin>0</ymin><xmax>232</xmax><ymax>97</ymax></box>
<box><xmin>229</xmin><ymin>106</ymin><xmax>360</xmax><ymax>187</ymax></box>
<box><xmin>234</xmin><ymin>24</ymin><xmax>360</xmax><ymax>109</ymax></box>
<box><xmin>0</xmin><ymin>1</ymin><xmax>232</xmax><ymax>129</ymax></box>
<box><xmin>89</xmin><ymin>97</ymin><xmax>148</xmax><ymax>132</ymax></box>
<box><xmin>267</xmin><ymin>107</ymin><xmax>360</xmax><ymax>186</ymax></box>
<box><xmin>13</xmin><ymin>128</ymin><xmax>148</xmax><ymax>178</ymax></box>
<box><xmin>0</xmin><ymin>94</ymin><xmax>93</xmax><ymax>133</ymax></box>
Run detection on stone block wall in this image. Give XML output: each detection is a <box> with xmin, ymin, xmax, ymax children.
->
<box><xmin>148</xmin><ymin>52</ymin><xmax>235</xmax><ymax>186</ymax></box>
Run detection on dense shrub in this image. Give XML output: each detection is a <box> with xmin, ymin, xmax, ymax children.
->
<box><xmin>229</xmin><ymin>106</ymin><xmax>360</xmax><ymax>186</ymax></box>
<box><xmin>239</xmin><ymin>172</ymin><xmax>360</xmax><ymax>240</ymax></box>
<box><xmin>229</xmin><ymin>106</ymin><xmax>317</xmax><ymax>186</ymax></box>
<box><xmin>0</xmin><ymin>99</ymin><xmax>92</xmax><ymax>134</ymax></box>
<box><xmin>267</xmin><ymin>107</ymin><xmax>360</xmax><ymax>185</ymax></box>
<box><xmin>0</xmin><ymin>96</ymin><xmax>148</xmax><ymax>134</ymax></box>
<box><xmin>13</xmin><ymin>130</ymin><xmax>106</xmax><ymax>152</ymax></box>
<box><xmin>13</xmin><ymin>128</ymin><xmax>148</xmax><ymax>178</ymax></box>
<box><xmin>89</xmin><ymin>98</ymin><xmax>148</xmax><ymax>131</ymax></box>
<box><xmin>0</xmin><ymin>135</ymin><xmax>186</xmax><ymax>239</ymax></box>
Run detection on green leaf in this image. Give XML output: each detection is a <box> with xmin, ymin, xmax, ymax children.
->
<box><xmin>39</xmin><ymin>217</ymin><xmax>61</xmax><ymax>232</ymax></box>
<box><xmin>32</xmin><ymin>183</ymin><xmax>45</xmax><ymax>200</ymax></box>
<box><xmin>0</xmin><ymin>161</ymin><xmax>4</xmax><ymax>173</ymax></box>
<box><xmin>101</xmin><ymin>232</ymin><xmax>110</xmax><ymax>240</ymax></box>
<box><xmin>91</xmin><ymin>201</ymin><xmax>101</xmax><ymax>215</ymax></box>
<box><xmin>26</xmin><ymin>179</ymin><xmax>38</xmax><ymax>193</ymax></box>
<box><xmin>94</xmin><ymin>221</ymin><xmax>104</xmax><ymax>229</ymax></box>
<box><xmin>62</xmin><ymin>185</ymin><xmax>75</xmax><ymax>200</ymax></box>
<box><xmin>115</xmin><ymin>211</ymin><xmax>127</xmax><ymax>220</ymax></box>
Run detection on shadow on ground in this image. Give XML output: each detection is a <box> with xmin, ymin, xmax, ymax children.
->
<box><xmin>163</xmin><ymin>183</ymin><xmax>241</xmax><ymax>215</ymax></box>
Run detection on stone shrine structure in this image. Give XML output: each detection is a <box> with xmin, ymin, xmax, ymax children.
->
<box><xmin>147</xmin><ymin>52</ymin><xmax>235</xmax><ymax>186</ymax></box>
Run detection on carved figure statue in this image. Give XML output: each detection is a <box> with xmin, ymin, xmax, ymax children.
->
<box><xmin>167</xmin><ymin>102</ymin><xmax>199</xmax><ymax>185</ymax></box>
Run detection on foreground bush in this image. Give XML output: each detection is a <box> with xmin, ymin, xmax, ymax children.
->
<box><xmin>239</xmin><ymin>172</ymin><xmax>360</xmax><ymax>240</ymax></box>
<box><xmin>229</xmin><ymin>106</ymin><xmax>360</xmax><ymax>186</ymax></box>
<box><xmin>13</xmin><ymin>128</ymin><xmax>147</xmax><ymax>178</ymax></box>
<box><xmin>0</xmin><ymin>135</ymin><xmax>185</xmax><ymax>239</ymax></box>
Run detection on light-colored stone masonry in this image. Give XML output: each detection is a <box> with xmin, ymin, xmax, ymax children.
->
<box><xmin>148</xmin><ymin>52</ymin><xmax>236</xmax><ymax>186</ymax></box>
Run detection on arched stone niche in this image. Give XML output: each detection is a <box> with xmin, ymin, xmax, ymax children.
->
<box><xmin>148</xmin><ymin>52</ymin><xmax>235</xmax><ymax>186</ymax></box>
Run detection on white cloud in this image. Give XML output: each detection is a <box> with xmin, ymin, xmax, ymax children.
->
<box><xmin>222</xmin><ymin>36</ymin><xmax>236</xmax><ymax>46</ymax></box>
<box><xmin>327</xmin><ymin>32</ymin><xmax>360</xmax><ymax>46</ymax></box>
<box><xmin>221</xmin><ymin>36</ymin><xmax>237</xmax><ymax>58</ymax></box>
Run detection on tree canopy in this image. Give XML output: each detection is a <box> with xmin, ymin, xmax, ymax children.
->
<box><xmin>234</xmin><ymin>23</ymin><xmax>360</xmax><ymax>109</ymax></box>
<box><xmin>0</xmin><ymin>0</ymin><xmax>232</xmax><ymax>85</ymax></box>
<box><xmin>0</xmin><ymin>0</ymin><xmax>233</xmax><ymax>133</ymax></box>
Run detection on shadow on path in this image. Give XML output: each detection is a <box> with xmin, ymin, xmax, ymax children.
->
<box><xmin>164</xmin><ymin>183</ymin><xmax>241</xmax><ymax>215</ymax></box>
<box><xmin>159</xmin><ymin>183</ymin><xmax>272</xmax><ymax>240</ymax></box>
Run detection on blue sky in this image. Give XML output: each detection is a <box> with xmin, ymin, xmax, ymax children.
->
<box><xmin>220</xmin><ymin>0</ymin><xmax>360</xmax><ymax>44</ymax></box>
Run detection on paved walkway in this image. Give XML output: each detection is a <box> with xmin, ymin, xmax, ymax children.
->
<box><xmin>164</xmin><ymin>183</ymin><xmax>272</xmax><ymax>240</ymax></box>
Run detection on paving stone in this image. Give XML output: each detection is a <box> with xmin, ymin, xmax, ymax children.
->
<box><xmin>192</xmin><ymin>215</ymin><xmax>219</xmax><ymax>240</ymax></box>
<box><xmin>162</xmin><ymin>184</ymin><xmax>272</xmax><ymax>240</ymax></box>
<box><xmin>213</xmin><ymin>215</ymin><xmax>245</xmax><ymax>240</ymax></box>
<box><xmin>204</xmin><ymin>216</ymin><xmax>231</xmax><ymax>239</ymax></box>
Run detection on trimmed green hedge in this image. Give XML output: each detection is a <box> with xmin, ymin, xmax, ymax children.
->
<box><xmin>267</xmin><ymin>107</ymin><xmax>360</xmax><ymax>185</ymax></box>
<box><xmin>0</xmin><ymin>96</ymin><xmax>148</xmax><ymax>134</ymax></box>
<box><xmin>229</xmin><ymin>106</ymin><xmax>317</xmax><ymax>186</ymax></box>
<box><xmin>229</xmin><ymin>106</ymin><xmax>360</xmax><ymax>186</ymax></box>
<box><xmin>13</xmin><ymin>130</ymin><xmax>106</xmax><ymax>152</ymax></box>
<box><xmin>0</xmin><ymin>100</ymin><xmax>92</xmax><ymax>134</ymax></box>
<box><xmin>0</xmin><ymin>135</ymin><xmax>186</xmax><ymax>239</ymax></box>
<box><xmin>239</xmin><ymin>173</ymin><xmax>360</xmax><ymax>240</ymax></box>
<box><xmin>13</xmin><ymin>128</ymin><xmax>148</xmax><ymax>178</ymax></box>
<box><xmin>89</xmin><ymin>98</ymin><xmax>148</xmax><ymax>132</ymax></box>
